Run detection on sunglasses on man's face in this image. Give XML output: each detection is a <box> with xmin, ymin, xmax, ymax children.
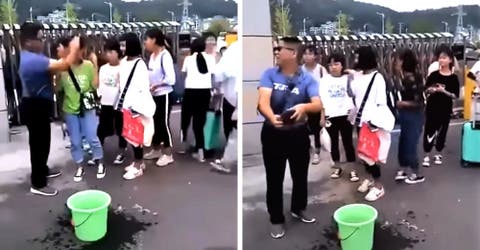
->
<box><xmin>275</xmin><ymin>46</ymin><xmax>295</xmax><ymax>52</ymax></box>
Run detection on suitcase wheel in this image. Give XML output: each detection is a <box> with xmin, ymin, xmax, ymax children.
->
<box><xmin>461</xmin><ymin>159</ymin><xmax>469</xmax><ymax>168</ymax></box>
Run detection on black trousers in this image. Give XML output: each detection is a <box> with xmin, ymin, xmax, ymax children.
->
<box><xmin>326</xmin><ymin>115</ymin><xmax>356</xmax><ymax>162</ymax></box>
<box><xmin>97</xmin><ymin>105</ymin><xmax>127</xmax><ymax>149</ymax></box>
<box><xmin>21</xmin><ymin>98</ymin><xmax>53</xmax><ymax>189</ymax></box>
<box><xmin>356</xmin><ymin>126</ymin><xmax>381</xmax><ymax>179</ymax></box>
<box><xmin>423</xmin><ymin>112</ymin><xmax>450</xmax><ymax>153</ymax></box>
<box><xmin>223</xmin><ymin>98</ymin><xmax>236</xmax><ymax>140</ymax></box>
<box><xmin>152</xmin><ymin>93</ymin><xmax>173</xmax><ymax>148</ymax></box>
<box><xmin>181</xmin><ymin>89</ymin><xmax>211</xmax><ymax>150</ymax></box>
<box><xmin>308</xmin><ymin>113</ymin><xmax>321</xmax><ymax>150</ymax></box>
<box><xmin>133</xmin><ymin>146</ymin><xmax>143</xmax><ymax>160</ymax></box>
<box><xmin>261</xmin><ymin>123</ymin><xmax>310</xmax><ymax>224</ymax></box>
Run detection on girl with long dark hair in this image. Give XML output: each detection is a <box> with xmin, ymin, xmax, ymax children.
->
<box><xmin>180</xmin><ymin>37</ymin><xmax>216</xmax><ymax>162</ymax></box>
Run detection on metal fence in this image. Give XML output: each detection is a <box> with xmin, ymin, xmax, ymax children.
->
<box><xmin>0</xmin><ymin>21</ymin><xmax>182</xmax><ymax>129</ymax></box>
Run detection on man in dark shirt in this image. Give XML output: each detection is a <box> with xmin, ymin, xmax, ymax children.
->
<box><xmin>257</xmin><ymin>37</ymin><xmax>322</xmax><ymax>239</ymax></box>
<box><xmin>19</xmin><ymin>22</ymin><xmax>79</xmax><ymax>196</ymax></box>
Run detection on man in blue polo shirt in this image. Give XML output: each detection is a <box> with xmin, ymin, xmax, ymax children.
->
<box><xmin>257</xmin><ymin>37</ymin><xmax>323</xmax><ymax>239</ymax></box>
<box><xmin>19</xmin><ymin>22</ymin><xmax>79</xmax><ymax>196</ymax></box>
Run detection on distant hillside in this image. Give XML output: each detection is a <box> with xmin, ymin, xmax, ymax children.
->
<box><xmin>15</xmin><ymin>0</ymin><xmax>237</xmax><ymax>23</ymax></box>
<box><xmin>279</xmin><ymin>0</ymin><xmax>480</xmax><ymax>33</ymax></box>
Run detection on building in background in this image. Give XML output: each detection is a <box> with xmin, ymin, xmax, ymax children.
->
<box><xmin>36</xmin><ymin>9</ymin><xmax>67</xmax><ymax>24</ymax></box>
<box><xmin>306</xmin><ymin>21</ymin><xmax>338</xmax><ymax>36</ymax></box>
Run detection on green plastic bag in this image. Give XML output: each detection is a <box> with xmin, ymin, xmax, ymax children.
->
<box><xmin>204</xmin><ymin>111</ymin><xmax>222</xmax><ymax>150</ymax></box>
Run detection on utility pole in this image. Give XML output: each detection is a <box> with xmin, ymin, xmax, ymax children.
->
<box><xmin>29</xmin><ymin>7</ymin><xmax>33</xmax><ymax>22</ymax></box>
<box><xmin>376</xmin><ymin>12</ymin><xmax>385</xmax><ymax>34</ymax></box>
<box><xmin>104</xmin><ymin>2</ymin><xmax>113</xmax><ymax>23</ymax></box>
<box><xmin>398</xmin><ymin>22</ymin><xmax>404</xmax><ymax>34</ymax></box>
<box><xmin>127</xmin><ymin>12</ymin><xmax>131</xmax><ymax>23</ymax></box>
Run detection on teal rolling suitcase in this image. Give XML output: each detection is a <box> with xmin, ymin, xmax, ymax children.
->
<box><xmin>461</xmin><ymin>122</ymin><xmax>480</xmax><ymax>167</ymax></box>
<box><xmin>461</xmin><ymin>94</ymin><xmax>480</xmax><ymax>167</ymax></box>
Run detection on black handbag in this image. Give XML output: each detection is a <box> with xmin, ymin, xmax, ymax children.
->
<box><xmin>68</xmin><ymin>68</ymin><xmax>100</xmax><ymax>116</ymax></box>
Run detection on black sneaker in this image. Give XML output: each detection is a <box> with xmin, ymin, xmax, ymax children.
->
<box><xmin>291</xmin><ymin>211</ymin><xmax>316</xmax><ymax>223</ymax></box>
<box><xmin>74</xmin><ymin>167</ymin><xmax>84</xmax><ymax>182</ymax></box>
<box><xmin>330</xmin><ymin>168</ymin><xmax>343</xmax><ymax>179</ymax></box>
<box><xmin>113</xmin><ymin>154</ymin><xmax>125</xmax><ymax>165</ymax></box>
<box><xmin>395</xmin><ymin>171</ymin><xmax>408</xmax><ymax>181</ymax></box>
<box><xmin>96</xmin><ymin>163</ymin><xmax>106</xmax><ymax>179</ymax></box>
<box><xmin>46</xmin><ymin>169</ymin><xmax>62</xmax><ymax>178</ymax></box>
<box><xmin>30</xmin><ymin>186</ymin><xmax>58</xmax><ymax>196</ymax></box>
<box><xmin>405</xmin><ymin>174</ymin><xmax>425</xmax><ymax>184</ymax></box>
<box><xmin>270</xmin><ymin>224</ymin><xmax>285</xmax><ymax>239</ymax></box>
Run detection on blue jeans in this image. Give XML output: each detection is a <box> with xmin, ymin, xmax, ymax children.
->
<box><xmin>398</xmin><ymin>109</ymin><xmax>424</xmax><ymax>173</ymax></box>
<box><xmin>65</xmin><ymin>110</ymin><xmax>103</xmax><ymax>164</ymax></box>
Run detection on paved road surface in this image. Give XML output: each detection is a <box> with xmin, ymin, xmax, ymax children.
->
<box><xmin>243</xmin><ymin>121</ymin><xmax>480</xmax><ymax>250</ymax></box>
<box><xmin>0</xmin><ymin>108</ymin><xmax>237</xmax><ymax>250</ymax></box>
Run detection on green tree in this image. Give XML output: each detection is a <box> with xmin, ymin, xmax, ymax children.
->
<box><xmin>66</xmin><ymin>2</ymin><xmax>78</xmax><ymax>23</ymax></box>
<box><xmin>410</xmin><ymin>20</ymin><xmax>435</xmax><ymax>33</ymax></box>
<box><xmin>385</xmin><ymin>18</ymin><xmax>394</xmax><ymax>33</ymax></box>
<box><xmin>207</xmin><ymin>19</ymin><xmax>232</xmax><ymax>37</ymax></box>
<box><xmin>271</xmin><ymin>3</ymin><xmax>293</xmax><ymax>36</ymax></box>
<box><xmin>336</xmin><ymin>12</ymin><xmax>350</xmax><ymax>35</ymax></box>
<box><xmin>113</xmin><ymin>8</ymin><xmax>122</xmax><ymax>23</ymax></box>
<box><xmin>0</xmin><ymin>0</ymin><xmax>17</xmax><ymax>25</ymax></box>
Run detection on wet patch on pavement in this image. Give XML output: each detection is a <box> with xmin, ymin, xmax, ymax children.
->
<box><xmin>302</xmin><ymin>219</ymin><xmax>426</xmax><ymax>250</ymax></box>
<box><xmin>29</xmin><ymin>208</ymin><xmax>158</xmax><ymax>250</ymax></box>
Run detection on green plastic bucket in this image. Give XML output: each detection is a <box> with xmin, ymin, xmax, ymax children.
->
<box><xmin>333</xmin><ymin>204</ymin><xmax>378</xmax><ymax>250</ymax></box>
<box><xmin>66</xmin><ymin>190</ymin><xmax>111</xmax><ymax>242</ymax></box>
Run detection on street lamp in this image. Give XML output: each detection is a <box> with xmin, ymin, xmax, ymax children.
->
<box><xmin>303</xmin><ymin>17</ymin><xmax>308</xmax><ymax>35</ymax></box>
<box><xmin>376</xmin><ymin>12</ymin><xmax>385</xmax><ymax>34</ymax></box>
<box><xmin>104</xmin><ymin>2</ymin><xmax>113</xmax><ymax>23</ymax></box>
<box><xmin>168</xmin><ymin>11</ymin><xmax>175</xmax><ymax>21</ymax></box>
<box><xmin>441</xmin><ymin>21</ymin><xmax>449</xmax><ymax>32</ymax></box>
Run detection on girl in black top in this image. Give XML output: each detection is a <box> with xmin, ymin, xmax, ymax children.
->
<box><xmin>422</xmin><ymin>45</ymin><xmax>460</xmax><ymax>167</ymax></box>
<box><xmin>393</xmin><ymin>49</ymin><xmax>426</xmax><ymax>184</ymax></box>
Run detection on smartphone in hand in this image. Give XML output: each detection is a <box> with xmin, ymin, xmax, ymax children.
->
<box><xmin>280</xmin><ymin>109</ymin><xmax>296</xmax><ymax>125</ymax></box>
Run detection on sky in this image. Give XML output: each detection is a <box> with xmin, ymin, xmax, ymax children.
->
<box><xmin>356</xmin><ymin>0</ymin><xmax>480</xmax><ymax>12</ymax></box>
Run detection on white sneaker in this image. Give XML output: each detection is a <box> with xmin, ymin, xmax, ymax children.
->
<box><xmin>433</xmin><ymin>154</ymin><xmax>443</xmax><ymax>165</ymax></box>
<box><xmin>156</xmin><ymin>154</ymin><xmax>174</xmax><ymax>167</ymax></box>
<box><xmin>311</xmin><ymin>154</ymin><xmax>320</xmax><ymax>165</ymax></box>
<box><xmin>365</xmin><ymin>186</ymin><xmax>385</xmax><ymax>202</ymax></box>
<box><xmin>96</xmin><ymin>163</ymin><xmax>106</xmax><ymax>179</ymax></box>
<box><xmin>87</xmin><ymin>159</ymin><xmax>95</xmax><ymax>166</ymax></box>
<box><xmin>124</xmin><ymin>162</ymin><xmax>146</xmax><ymax>172</ymax></box>
<box><xmin>73</xmin><ymin>167</ymin><xmax>84</xmax><ymax>182</ymax></box>
<box><xmin>123</xmin><ymin>167</ymin><xmax>144</xmax><ymax>180</ymax></box>
<box><xmin>357</xmin><ymin>179</ymin><xmax>373</xmax><ymax>193</ymax></box>
<box><xmin>422</xmin><ymin>156</ymin><xmax>430</xmax><ymax>167</ymax></box>
<box><xmin>192</xmin><ymin>149</ymin><xmax>206</xmax><ymax>163</ymax></box>
<box><xmin>143</xmin><ymin>149</ymin><xmax>162</xmax><ymax>160</ymax></box>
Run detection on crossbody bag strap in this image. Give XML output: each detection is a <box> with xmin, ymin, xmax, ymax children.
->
<box><xmin>67</xmin><ymin>68</ymin><xmax>82</xmax><ymax>94</ymax></box>
<box><xmin>117</xmin><ymin>59</ymin><xmax>141</xmax><ymax>110</ymax></box>
<box><xmin>354</xmin><ymin>72</ymin><xmax>378</xmax><ymax>125</ymax></box>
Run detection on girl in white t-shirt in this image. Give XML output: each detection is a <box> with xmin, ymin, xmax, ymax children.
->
<box><xmin>302</xmin><ymin>45</ymin><xmax>326</xmax><ymax>164</ymax></box>
<box><xmin>350</xmin><ymin>46</ymin><xmax>395</xmax><ymax>202</ymax></box>
<box><xmin>320</xmin><ymin>53</ymin><xmax>356</xmax><ymax>181</ymax></box>
<box><xmin>97</xmin><ymin>38</ymin><xmax>127</xmax><ymax>166</ymax></box>
<box><xmin>180</xmin><ymin>37</ymin><xmax>216</xmax><ymax>162</ymax></box>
